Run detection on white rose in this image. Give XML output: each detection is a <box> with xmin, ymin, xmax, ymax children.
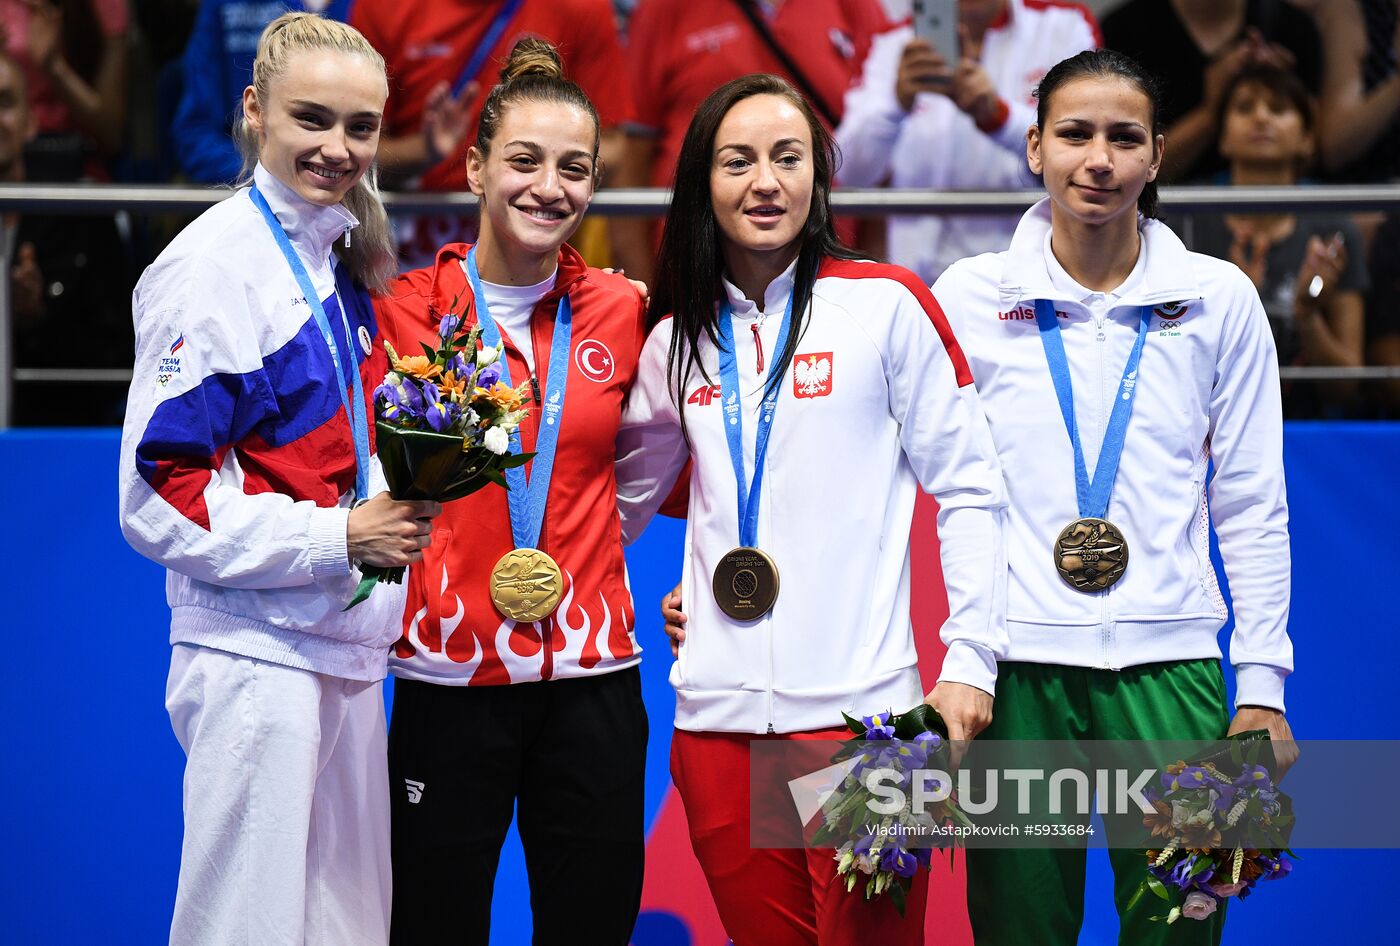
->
<box><xmin>477</xmin><ymin>344</ymin><xmax>501</xmax><ymax>367</ymax></box>
<box><xmin>483</xmin><ymin>426</ymin><xmax>510</xmax><ymax>455</ymax></box>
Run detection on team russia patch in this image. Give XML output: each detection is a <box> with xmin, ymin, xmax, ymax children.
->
<box><xmin>793</xmin><ymin>352</ymin><xmax>833</xmax><ymax>398</ymax></box>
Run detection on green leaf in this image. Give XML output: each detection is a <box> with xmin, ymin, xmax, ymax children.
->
<box><xmin>841</xmin><ymin>711</ymin><xmax>867</xmax><ymax>736</ymax></box>
<box><xmin>1189</xmin><ymin>857</ymin><xmax>1213</xmax><ymax>878</ymax></box>
<box><xmin>498</xmin><ymin>451</ymin><xmax>534</xmax><ymax>470</ymax></box>
<box><xmin>1126</xmin><ymin>883</ymin><xmax>1147</xmax><ymax>913</ymax></box>
<box><xmin>341</xmin><ymin>574</ymin><xmax>378</xmax><ymax>611</ymax></box>
<box><xmin>889</xmin><ymin>880</ymin><xmax>908</xmax><ymax>917</ymax></box>
<box><xmin>420</xmin><ymin>341</ymin><xmax>438</xmax><ymax>363</ymax></box>
<box><xmin>1146</xmin><ymin>876</ymin><xmax>1171</xmax><ymax>902</ymax></box>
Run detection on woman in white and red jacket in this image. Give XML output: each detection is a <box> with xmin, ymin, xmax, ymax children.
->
<box><xmin>614</xmin><ymin>73</ymin><xmax>1006</xmax><ymax>945</ymax></box>
<box><xmin>371</xmin><ymin>39</ymin><xmax>648</xmax><ymax>946</ymax></box>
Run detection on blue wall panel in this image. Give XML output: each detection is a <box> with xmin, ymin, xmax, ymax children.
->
<box><xmin>0</xmin><ymin>425</ymin><xmax>1394</xmax><ymax>944</ymax></box>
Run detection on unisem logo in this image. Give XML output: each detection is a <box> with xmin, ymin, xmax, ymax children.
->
<box><xmin>998</xmin><ymin>307</ymin><xmax>1069</xmax><ymax>321</ymax></box>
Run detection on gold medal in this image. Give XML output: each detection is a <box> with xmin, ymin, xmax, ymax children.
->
<box><xmin>712</xmin><ymin>547</ymin><xmax>780</xmax><ymax>620</ymax></box>
<box><xmin>490</xmin><ymin>548</ymin><xmax>564</xmax><ymax>622</ymax></box>
<box><xmin>1054</xmin><ymin>517</ymin><xmax>1129</xmax><ymax>592</ymax></box>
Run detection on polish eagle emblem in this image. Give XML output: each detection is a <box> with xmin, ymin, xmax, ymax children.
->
<box><xmin>793</xmin><ymin>352</ymin><xmax>833</xmax><ymax>398</ymax></box>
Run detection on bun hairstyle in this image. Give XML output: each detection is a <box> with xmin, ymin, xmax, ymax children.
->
<box><xmin>1034</xmin><ymin>49</ymin><xmax>1166</xmax><ymax>219</ymax></box>
<box><xmin>234</xmin><ymin>11</ymin><xmax>395</xmax><ymax>293</ymax></box>
<box><xmin>475</xmin><ymin>38</ymin><xmax>601</xmax><ymax>169</ymax></box>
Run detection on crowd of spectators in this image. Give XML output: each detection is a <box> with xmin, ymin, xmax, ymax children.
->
<box><xmin>6</xmin><ymin>0</ymin><xmax>1400</xmax><ymax>422</ymax></box>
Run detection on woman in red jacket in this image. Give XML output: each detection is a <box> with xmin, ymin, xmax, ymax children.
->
<box><xmin>371</xmin><ymin>39</ymin><xmax>648</xmax><ymax>946</ymax></box>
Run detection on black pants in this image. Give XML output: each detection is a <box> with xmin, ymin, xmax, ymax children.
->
<box><xmin>388</xmin><ymin>668</ymin><xmax>648</xmax><ymax>945</ymax></box>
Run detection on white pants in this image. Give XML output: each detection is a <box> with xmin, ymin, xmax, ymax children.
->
<box><xmin>166</xmin><ymin>644</ymin><xmax>391</xmax><ymax>946</ymax></box>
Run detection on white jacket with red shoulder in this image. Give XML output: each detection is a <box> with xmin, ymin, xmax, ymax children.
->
<box><xmin>615</xmin><ymin>257</ymin><xmax>1008</xmax><ymax>734</ymax></box>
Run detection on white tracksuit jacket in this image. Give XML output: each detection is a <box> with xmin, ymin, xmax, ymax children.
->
<box><xmin>836</xmin><ymin>0</ymin><xmax>1099</xmax><ymax>282</ymax></box>
<box><xmin>931</xmin><ymin>199</ymin><xmax>1294</xmax><ymax>711</ymax></box>
<box><xmin>616</xmin><ymin>257</ymin><xmax>1008</xmax><ymax>734</ymax></box>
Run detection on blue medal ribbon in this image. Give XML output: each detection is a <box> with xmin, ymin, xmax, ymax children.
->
<box><xmin>1033</xmin><ymin>299</ymin><xmax>1152</xmax><ymax>520</ymax></box>
<box><xmin>249</xmin><ymin>184</ymin><xmax>370</xmax><ymax>501</ymax></box>
<box><xmin>464</xmin><ymin>246</ymin><xmax>571</xmax><ymax>551</ymax></box>
<box><xmin>715</xmin><ymin>293</ymin><xmax>794</xmax><ymax>549</ymax></box>
<box><xmin>453</xmin><ymin>0</ymin><xmax>526</xmax><ymax>98</ymax></box>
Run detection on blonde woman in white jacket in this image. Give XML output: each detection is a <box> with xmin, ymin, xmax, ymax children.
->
<box><xmin>928</xmin><ymin>50</ymin><xmax>1296</xmax><ymax>945</ymax></box>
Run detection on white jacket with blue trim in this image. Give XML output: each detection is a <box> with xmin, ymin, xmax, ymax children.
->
<box><xmin>931</xmin><ymin>199</ymin><xmax>1294</xmax><ymax>711</ymax></box>
<box><xmin>119</xmin><ymin>164</ymin><xmax>404</xmax><ymax>681</ymax></box>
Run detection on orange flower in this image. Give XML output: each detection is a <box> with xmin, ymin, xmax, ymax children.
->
<box><xmin>1143</xmin><ymin>800</ymin><xmax>1175</xmax><ymax>839</ymax></box>
<box><xmin>440</xmin><ymin>370</ymin><xmax>468</xmax><ymax>399</ymax></box>
<box><xmin>396</xmin><ymin>354</ymin><xmax>441</xmax><ymax>381</ymax></box>
<box><xmin>477</xmin><ymin>381</ymin><xmax>524</xmax><ymax>411</ymax></box>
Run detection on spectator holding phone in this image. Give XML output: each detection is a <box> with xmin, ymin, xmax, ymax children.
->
<box><xmin>836</xmin><ymin>0</ymin><xmax>1099</xmax><ymax>283</ymax></box>
<box><xmin>1188</xmin><ymin>64</ymin><xmax>1367</xmax><ymax>414</ymax></box>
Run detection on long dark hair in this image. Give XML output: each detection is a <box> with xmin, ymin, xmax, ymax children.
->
<box><xmin>1034</xmin><ymin>49</ymin><xmax>1166</xmax><ymax>219</ymax></box>
<box><xmin>648</xmin><ymin>74</ymin><xmax>859</xmax><ymax>421</ymax></box>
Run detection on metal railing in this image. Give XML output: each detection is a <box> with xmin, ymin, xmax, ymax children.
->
<box><xmin>6</xmin><ymin>183</ymin><xmax>1400</xmax><ymax>427</ymax></box>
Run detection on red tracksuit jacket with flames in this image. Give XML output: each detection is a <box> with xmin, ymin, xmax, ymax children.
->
<box><xmin>374</xmin><ymin>243</ymin><xmax>646</xmax><ymax>685</ymax></box>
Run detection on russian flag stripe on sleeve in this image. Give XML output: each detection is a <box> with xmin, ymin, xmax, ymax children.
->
<box><xmin>135</xmin><ymin>285</ymin><xmax>373</xmax><ymax>529</ymax></box>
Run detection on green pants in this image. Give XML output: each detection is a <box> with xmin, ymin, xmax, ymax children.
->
<box><xmin>965</xmin><ymin>659</ymin><xmax>1231</xmax><ymax>946</ymax></box>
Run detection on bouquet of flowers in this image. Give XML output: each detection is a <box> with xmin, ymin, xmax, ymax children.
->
<box><xmin>345</xmin><ymin>307</ymin><xmax>533</xmax><ymax>609</ymax></box>
<box><xmin>810</xmin><ymin>704</ymin><xmax>972</xmax><ymax>916</ymax></box>
<box><xmin>1128</xmin><ymin>732</ymin><xmax>1295</xmax><ymax>924</ymax></box>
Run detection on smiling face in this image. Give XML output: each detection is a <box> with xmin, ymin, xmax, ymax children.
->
<box><xmin>467</xmin><ymin>99</ymin><xmax>597</xmax><ymax>265</ymax></box>
<box><xmin>242</xmin><ymin>48</ymin><xmax>387</xmax><ymax>206</ymax></box>
<box><xmin>1028</xmin><ymin>75</ymin><xmax>1163</xmax><ymax>229</ymax></box>
<box><xmin>708</xmin><ymin>93</ymin><xmax>815</xmax><ymax>265</ymax></box>
<box><xmin>1219</xmin><ymin>79</ymin><xmax>1312</xmax><ymax>171</ymax></box>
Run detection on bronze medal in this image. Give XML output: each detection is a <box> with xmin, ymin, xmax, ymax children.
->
<box><xmin>490</xmin><ymin>548</ymin><xmax>564</xmax><ymax>622</ymax></box>
<box><xmin>1054</xmin><ymin>517</ymin><xmax>1129</xmax><ymax>592</ymax></box>
<box><xmin>712</xmin><ymin>547</ymin><xmax>780</xmax><ymax>620</ymax></box>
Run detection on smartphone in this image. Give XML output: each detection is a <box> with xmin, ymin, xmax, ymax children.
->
<box><xmin>913</xmin><ymin>0</ymin><xmax>960</xmax><ymax>64</ymax></box>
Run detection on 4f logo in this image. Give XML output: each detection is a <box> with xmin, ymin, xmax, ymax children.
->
<box><xmin>404</xmin><ymin>779</ymin><xmax>425</xmax><ymax>804</ymax></box>
<box><xmin>687</xmin><ymin>384</ymin><xmax>722</xmax><ymax>407</ymax></box>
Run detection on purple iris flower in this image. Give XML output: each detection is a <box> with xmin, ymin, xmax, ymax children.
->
<box><xmin>1210</xmin><ymin>784</ymin><xmax>1239</xmax><ymax>813</ymax></box>
<box><xmin>1169</xmin><ymin>854</ymin><xmax>1201</xmax><ymax>889</ymax></box>
<box><xmin>1258</xmin><ymin>854</ymin><xmax>1292</xmax><ymax>881</ymax></box>
<box><xmin>422</xmin><ymin>384</ymin><xmax>459</xmax><ymax>432</ymax></box>
<box><xmin>377</xmin><ymin>380</ymin><xmax>424</xmax><ymax>422</ymax></box>
<box><xmin>439</xmin><ymin>314</ymin><xmax>461</xmax><ymax>339</ymax></box>
<box><xmin>445</xmin><ymin>352</ymin><xmax>469</xmax><ymax>379</ymax></box>
<box><xmin>476</xmin><ymin>361</ymin><xmax>503</xmax><ymax>389</ymax></box>
<box><xmin>863</xmin><ymin>714</ymin><xmax>896</xmax><ymax>740</ymax></box>
<box><xmin>878</xmin><ymin>842</ymin><xmax>920</xmax><ymax>879</ymax></box>
<box><xmin>852</xmin><ymin>833</ymin><xmax>875</xmax><ymax>858</ymax></box>
<box><xmin>1234</xmin><ymin>764</ymin><xmax>1272</xmax><ymax>791</ymax></box>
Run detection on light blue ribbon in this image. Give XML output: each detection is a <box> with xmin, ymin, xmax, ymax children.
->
<box><xmin>464</xmin><ymin>247</ymin><xmax>571</xmax><ymax>550</ymax></box>
<box><xmin>249</xmin><ymin>184</ymin><xmax>369</xmax><ymax>501</ymax></box>
<box><xmin>715</xmin><ymin>294</ymin><xmax>794</xmax><ymax>548</ymax></box>
<box><xmin>1033</xmin><ymin>299</ymin><xmax>1152</xmax><ymax>519</ymax></box>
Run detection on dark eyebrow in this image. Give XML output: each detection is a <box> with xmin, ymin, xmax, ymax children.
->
<box><xmin>770</xmin><ymin>137</ymin><xmax>805</xmax><ymax>150</ymax></box>
<box><xmin>500</xmin><ymin>141</ymin><xmax>594</xmax><ymax>163</ymax></box>
<box><xmin>1053</xmin><ymin>117</ymin><xmax>1148</xmax><ymax>132</ymax></box>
